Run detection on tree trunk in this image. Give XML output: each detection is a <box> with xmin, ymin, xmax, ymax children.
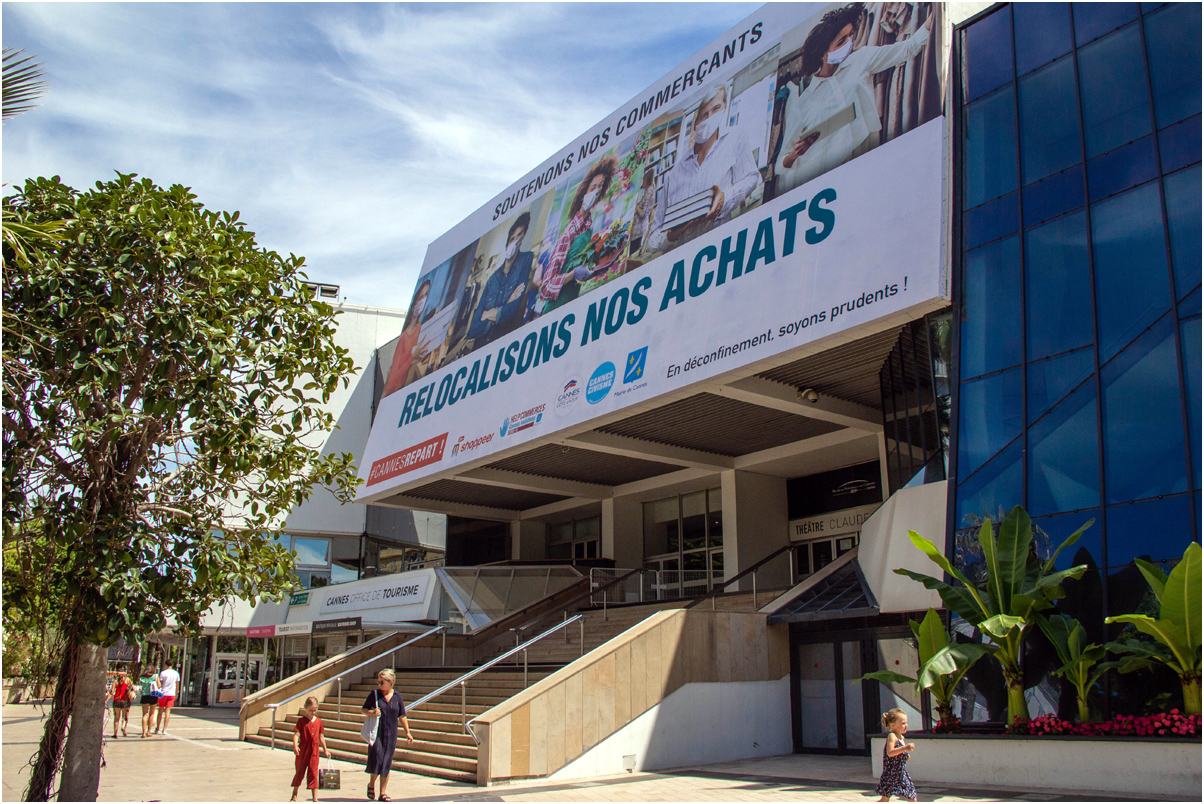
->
<box><xmin>24</xmin><ymin>638</ymin><xmax>79</xmax><ymax>802</ymax></box>
<box><xmin>57</xmin><ymin>641</ymin><xmax>107</xmax><ymax>803</ymax></box>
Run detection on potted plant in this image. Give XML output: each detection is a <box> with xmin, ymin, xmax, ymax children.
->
<box><xmin>861</xmin><ymin>608</ymin><xmax>990</xmax><ymax>731</ymax></box>
<box><xmin>1034</xmin><ymin>613</ymin><xmax>1108</xmax><ymax>722</ymax></box>
<box><xmin>895</xmin><ymin>506</ymin><xmax>1091</xmax><ymax>727</ymax></box>
<box><xmin>1106</xmin><ymin>543</ymin><xmax>1201</xmax><ymax>715</ymax></box>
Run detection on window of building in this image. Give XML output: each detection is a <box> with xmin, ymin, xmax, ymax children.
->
<box><xmin>643</xmin><ymin>489</ymin><xmax>723</xmax><ymax>595</ymax></box>
<box><xmin>547</xmin><ymin>515</ymin><xmax>601</xmax><ymax>560</ymax></box>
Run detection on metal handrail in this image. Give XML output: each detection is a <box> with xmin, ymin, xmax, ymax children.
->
<box><xmin>517</xmin><ymin>566</ymin><xmax>644</xmax><ymax>635</ymax></box>
<box><xmin>266</xmin><ymin>625</ymin><xmax>444</xmax><ymax>749</ymax></box>
<box><xmin>689</xmin><ymin>542</ymin><xmax>796</xmax><ymax>610</ymax></box>
<box><xmin>407</xmin><ymin>614</ymin><xmax>585</xmax><ymax>746</ymax></box>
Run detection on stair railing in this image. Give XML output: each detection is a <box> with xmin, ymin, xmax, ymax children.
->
<box><xmin>406</xmin><ymin>614</ymin><xmax>585</xmax><ymax>746</ymax></box>
<box><xmin>265</xmin><ymin>624</ymin><xmax>445</xmax><ymax>749</ymax></box>
<box><xmin>689</xmin><ymin>542</ymin><xmax>796</xmax><ymax>611</ymax></box>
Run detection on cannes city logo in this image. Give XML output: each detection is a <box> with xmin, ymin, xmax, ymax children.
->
<box><xmin>586</xmin><ymin>361</ymin><xmax>617</xmax><ymax>404</ymax></box>
<box><xmin>624</xmin><ymin>346</ymin><xmax>648</xmax><ymax>384</ymax></box>
<box><xmin>555</xmin><ymin>378</ymin><xmax>582</xmax><ymax>416</ymax></box>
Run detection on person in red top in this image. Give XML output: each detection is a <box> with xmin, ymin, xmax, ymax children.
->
<box><xmin>291</xmin><ymin>696</ymin><xmax>329</xmax><ymax>802</ymax></box>
<box><xmin>108</xmin><ymin>672</ymin><xmax>132</xmax><ymax>738</ymax></box>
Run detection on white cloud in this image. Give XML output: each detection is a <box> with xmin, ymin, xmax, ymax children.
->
<box><xmin>3</xmin><ymin>2</ymin><xmax>758</xmax><ymax>309</ymax></box>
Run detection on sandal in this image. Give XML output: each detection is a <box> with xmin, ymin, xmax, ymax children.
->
<box><xmin>380</xmin><ymin>796</ymin><xmax>391</xmax><ymax>802</ymax></box>
<box><xmin>367</xmin><ymin>786</ymin><xmax>375</xmax><ymax>800</ymax></box>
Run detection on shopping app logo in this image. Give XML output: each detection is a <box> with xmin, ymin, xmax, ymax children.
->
<box><xmin>586</xmin><ymin>361</ymin><xmax>616</xmax><ymax>404</ymax></box>
<box><xmin>624</xmin><ymin>346</ymin><xmax>648</xmax><ymax>384</ymax></box>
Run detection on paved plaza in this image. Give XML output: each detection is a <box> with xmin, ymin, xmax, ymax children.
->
<box><xmin>0</xmin><ymin>704</ymin><xmax>1167</xmax><ymax>802</ymax></box>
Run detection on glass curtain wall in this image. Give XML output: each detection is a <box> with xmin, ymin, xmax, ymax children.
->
<box><xmin>954</xmin><ymin>1</ymin><xmax>1200</xmax><ymax>720</ymax></box>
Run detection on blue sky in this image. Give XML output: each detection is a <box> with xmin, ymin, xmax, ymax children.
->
<box><xmin>3</xmin><ymin>2</ymin><xmax>758</xmax><ymax>309</ymax></box>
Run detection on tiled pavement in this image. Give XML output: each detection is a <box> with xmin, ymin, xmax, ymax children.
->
<box><xmin>0</xmin><ymin>703</ymin><xmax>1170</xmax><ymax>802</ymax></box>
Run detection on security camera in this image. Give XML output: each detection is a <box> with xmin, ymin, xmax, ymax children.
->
<box><xmin>799</xmin><ymin>388</ymin><xmax>819</xmax><ymax>404</ymax></box>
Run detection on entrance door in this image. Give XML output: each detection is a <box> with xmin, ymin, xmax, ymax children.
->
<box><xmin>211</xmin><ymin>654</ymin><xmax>265</xmax><ymax>706</ymax></box>
<box><xmin>795</xmin><ymin>640</ymin><xmax>870</xmax><ymax>754</ymax></box>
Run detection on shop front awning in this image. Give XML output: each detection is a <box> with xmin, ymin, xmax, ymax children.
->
<box><xmin>763</xmin><ymin>547</ymin><xmax>880</xmax><ymax>624</ymax></box>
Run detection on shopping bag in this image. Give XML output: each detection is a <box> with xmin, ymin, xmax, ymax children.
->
<box><xmin>318</xmin><ymin>758</ymin><xmax>340</xmax><ymax>790</ymax></box>
<box><xmin>360</xmin><ymin>691</ymin><xmax>378</xmax><ymax>744</ymax></box>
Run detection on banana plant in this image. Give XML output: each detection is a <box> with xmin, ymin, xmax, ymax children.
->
<box><xmin>1034</xmin><ymin>613</ymin><xmax>1108</xmax><ymax>722</ymax></box>
<box><xmin>1105</xmin><ymin>542</ymin><xmax>1201</xmax><ymax>715</ymax></box>
<box><xmin>895</xmin><ymin>506</ymin><xmax>1091</xmax><ymax>727</ymax></box>
<box><xmin>861</xmin><ymin>608</ymin><xmax>990</xmax><ymax>729</ymax></box>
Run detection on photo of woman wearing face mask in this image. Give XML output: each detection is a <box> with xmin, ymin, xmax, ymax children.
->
<box><xmin>774</xmin><ymin>2</ymin><xmax>934</xmax><ymax>196</ymax></box>
<box><xmin>382</xmin><ymin>278</ymin><xmax>431</xmax><ymax>396</ymax></box>
<box><xmin>533</xmin><ymin>157</ymin><xmax>616</xmax><ymax>314</ymax></box>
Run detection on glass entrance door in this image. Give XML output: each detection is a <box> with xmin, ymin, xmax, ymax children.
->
<box><xmin>211</xmin><ymin>654</ymin><xmax>265</xmax><ymax>706</ymax></box>
<box><xmin>795</xmin><ymin>639</ymin><xmax>871</xmax><ymax>754</ymax></box>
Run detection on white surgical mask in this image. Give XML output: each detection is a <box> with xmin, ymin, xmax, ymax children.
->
<box><xmin>693</xmin><ymin>114</ymin><xmax>719</xmax><ymax>143</ymax></box>
<box><xmin>505</xmin><ymin>240</ymin><xmax>520</xmax><ymax>261</ymax></box>
<box><xmin>827</xmin><ymin>38</ymin><xmax>854</xmax><ymax>65</ymax></box>
<box><xmin>582</xmin><ymin>189</ymin><xmax>601</xmax><ymax>211</ymax></box>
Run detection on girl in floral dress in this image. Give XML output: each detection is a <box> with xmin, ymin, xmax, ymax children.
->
<box><xmin>877</xmin><ymin>708</ymin><xmax>917</xmax><ymax>802</ymax></box>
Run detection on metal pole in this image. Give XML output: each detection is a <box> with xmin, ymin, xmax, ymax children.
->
<box><xmin>337</xmin><ymin>676</ymin><xmax>342</xmax><ymax>717</ymax></box>
<box><xmin>563</xmin><ymin>611</ymin><xmax>568</xmax><ymax>644</ymax></box>
<box><xmin>603</xmin><ymin>593</ymin><xmax>608</xmax><ymax>622</ymax></box>
<box><xmin>753</xmin><ymin>572</ymin><xmax>757</xmax><ymax>609</ymax></box>
<box><xmin>441</xmin><ymin>630</ymin><xmax>446</xmax><ymax>667</ymax></box>
<box><xmin>271</xmin><ymin>706</ymin><xmax>277</xmax><ymax>750</ymax></box>
<box><xmin>789</xmin><ymin>548</ymin><xmax>795</xmax><ymax>584</ymax></box>
<box><xmin>523</xmin><ymin>649</ymin><xmax>528</xmax><ymax>689</ymax></box>
<box><xmin>460</xmin><ymin>682</ymin><xmax>466</xmax><ymax>728</ymax></box>
<box><xmin>579</xmin><ymin>618</ymin><xmax>585</xmax><ymax>657</ymax></box>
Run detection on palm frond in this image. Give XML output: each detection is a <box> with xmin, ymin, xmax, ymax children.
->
<box><xmin>3</xmin><ymin>48</ymin><xmax>49</xmax><ymax>121</ymax></box>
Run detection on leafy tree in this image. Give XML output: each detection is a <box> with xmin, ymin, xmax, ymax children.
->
<box><xmin>3</xmin><ymin>47</ymin><xmax>49</xmax><ymax>121</ymax></box>
<box><xmin>2</xmin><ymin>173</ymin><xmax>360</xmax><ymax>801</ymax></box>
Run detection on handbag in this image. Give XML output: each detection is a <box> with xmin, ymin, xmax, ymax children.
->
<box><xmin>318</xmin><ymin>757</ymin><xmax>340</xmax><ymax>790</ymax></box>
<box><xmin>360</xmin><ymin>691</ymin><xmax>379</xmax><ymax>745</ymax></box>
<box><xmin>126</xmin><ymin>686</ymin><xmax>138</xmax><ymax>703</ymax></box>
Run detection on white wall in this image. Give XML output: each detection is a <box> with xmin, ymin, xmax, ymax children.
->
<box><xmin>871</xmin><ymin>735</ymin><xmax>1202</xmax><ymax>799</ymax></box>
<box><xmin>548</xmin><ymin>676</ymin><xmax>792</xmax><ymax>781</ymax></box>
<box><xmin>857</xmin><ymin>480</ymin><xmax>946</xmax><ymax>613</ymax></box>
<box><xmin>286</xmin><ymin>303</ymin><xmax>407</xmax><ymax>537</ymax></box>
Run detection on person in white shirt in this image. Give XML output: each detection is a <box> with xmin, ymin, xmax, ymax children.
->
<box><xmin>645</xmin><ymin>84</ymin><xmax>762</xmax><ymax>254</ymax></box>
<box><xmin>154</xmin><ymin>660</ymin><xmax>181</xmax><ymax>735</ymax></box>
<box><xmin>775</xmin><ymin>3</ymin><xmax>933</xmax><ymax>195</ymax></box>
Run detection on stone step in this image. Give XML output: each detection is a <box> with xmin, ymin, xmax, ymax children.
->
<box><xmin>278</xmin><ymin>716</ymin><xmax>477</xmax><ymax>748</ymax></box>
<box><xmin>246</xmin><ymin>734</ymin><xmax>477</xmax><ymax>784</ymax></box>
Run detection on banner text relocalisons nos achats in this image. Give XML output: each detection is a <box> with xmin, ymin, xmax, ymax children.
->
<box><xmin>399</xmin><ymin>188</ymin><xmax>835</xmax><ymax>430</ymax></box>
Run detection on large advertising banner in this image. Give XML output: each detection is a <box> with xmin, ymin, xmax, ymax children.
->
<box><xmin>359</xmin><ymin>2</ymin><xmax>946</xmax><ymax>501</ymax></box>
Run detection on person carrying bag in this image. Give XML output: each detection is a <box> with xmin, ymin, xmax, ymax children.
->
<box><xmin>360</xmin><ymin>689</ymin><xmax>379</xmax><ymax>744</ymax></box>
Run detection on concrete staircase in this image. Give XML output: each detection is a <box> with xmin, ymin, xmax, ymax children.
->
<box><xmin>245</xmin><ymin>667</ymin><xmax>555</xmax><ymax>783</ymax></box>
<box><xmin>245</xmin><ymin>590</ymin><xmax>780</xmax><ymax>783</ymax></box>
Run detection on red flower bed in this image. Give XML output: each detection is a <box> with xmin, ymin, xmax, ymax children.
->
<box><xmin>1014</xmin><ymin>711</ymin><xmax>1201</xmax><ymax>737</ymax></box>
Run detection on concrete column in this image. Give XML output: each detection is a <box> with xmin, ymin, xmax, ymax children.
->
<box><xmin>720</xmin><ymin>469</ymin><xmax>790</xmax><ymax>591</ymax></box>
<box><xmin>602</xmin><ymin>496</ymin><xmax>644</xmax><ymax>570</ymax></box>
<box><xmin>510</xmin><ymin>520</ymin><xmax>547</xmax><ymax>560</ymax></box>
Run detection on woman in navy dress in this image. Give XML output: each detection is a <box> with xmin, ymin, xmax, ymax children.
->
<box><xmin>362</xmin><ymin>669</ymin><xmax>413</xmax><ymax>801</ymax></box>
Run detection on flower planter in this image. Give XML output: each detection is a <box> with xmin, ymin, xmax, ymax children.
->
<box><xmin>871</xmin><ymin>733</ymin><xmax>1202</xmax><ymax>799</ymax></box>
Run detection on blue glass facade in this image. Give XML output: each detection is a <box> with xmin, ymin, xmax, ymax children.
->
<box><xmin>953</xmin><ymin>2</ymin><xmax>1200</xmax><ymax>718</ymax></box>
